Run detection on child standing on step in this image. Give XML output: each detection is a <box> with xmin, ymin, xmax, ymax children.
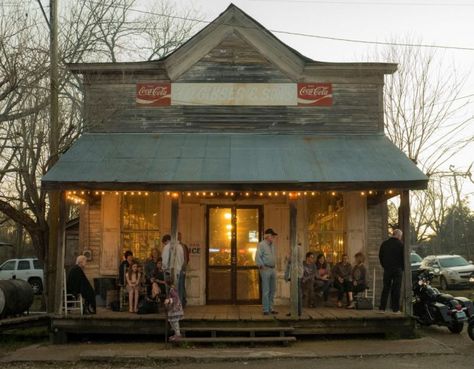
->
<box><xmin>164</xmin><ymin>282</ymin><xmax>184</xmax><ymax>341</ymax></box>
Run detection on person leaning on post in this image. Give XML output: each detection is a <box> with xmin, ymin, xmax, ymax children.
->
<box><xmin>255</xmin><ymin>228</ymin><xmax>278</xmax><ymax>315</ymax></box>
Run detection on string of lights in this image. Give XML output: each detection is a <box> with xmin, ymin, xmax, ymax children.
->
<box><xmin>65</xmin><ymin>189</ymin><xmax>397</xmax><ymax>204</ymax></box>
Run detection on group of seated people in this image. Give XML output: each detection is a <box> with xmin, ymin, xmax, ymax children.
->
<box><xmin>118</xmin><ymin>250</ymin><xmax>167</xmax><ymax>313</ymax></box>
<box><xmin>67</xmin><ymin>250</ymin><xmax>167</xmax><ymax>315</ymax></box>
<box><xmin>301</xmin><ymin>252</ymin><xmax>367</xmax><ymax>309</ymax></box>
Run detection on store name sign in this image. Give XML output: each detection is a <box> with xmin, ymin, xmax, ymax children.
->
<box><xmin>136</xmin><ymin>83</ymin><xmax>332</xmax><ymax>106</ymax></box>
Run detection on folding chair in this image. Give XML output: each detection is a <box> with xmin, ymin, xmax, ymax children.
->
<box><xmin>353</xmin><ymin>268</ymin><xmax>376</xmax><ymax>309</ymax></box>
<box><xmin>63</xmin><ymin>269</ymin><xmax>83</xmax><ymax>316</ymax></box>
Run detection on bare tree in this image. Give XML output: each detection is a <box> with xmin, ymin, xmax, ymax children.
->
<box><xmin>371</xmin><ymin>38</ymin><xmax>474</xmax><ymax>244</ymax></box>
<box><xmin>379</xmin><ymin>38</ymin><xmax>474</xmax><ymax>176</ymax></box>
<box><xmin>0</xmin><ymin>0</ymin><xmax>199</xmax><ymax>262</ymax></box>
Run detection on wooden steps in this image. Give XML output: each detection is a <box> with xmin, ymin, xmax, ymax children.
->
<box><xmin>172</xmin><ymin>336</ymin><xmax>296</xmax><ymax>344</ymax></box>
<box><xmin>174</xmin><ymin>325</ymin><xmax>296</xmax><ymax>345</ymax></box>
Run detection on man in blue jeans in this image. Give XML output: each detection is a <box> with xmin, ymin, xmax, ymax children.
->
<box><xmin>255</xmin><ymin>228</ymin><xmax>278</xmax><ymax>315</ymax></box>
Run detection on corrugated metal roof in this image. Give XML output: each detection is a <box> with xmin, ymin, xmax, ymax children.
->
<box><xmin>41</xmin><ymin>133</ymin><xmax>428</xmax><ymax>190</ymax></box>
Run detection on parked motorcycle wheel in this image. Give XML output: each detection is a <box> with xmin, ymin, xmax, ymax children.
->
<box><xmin>415</xmin><ymin>316</ymin><xmax>432</xmax><ymax>326</ymax></box>
<box><xmin>468</xmin><ymin>322</ymin><xmax>474</xmax><ymax>341</ymax></box>
<box><xmin>448</xmin><ymin>322</ymin><xmax>464</xmax><ymax>334</ymax></box>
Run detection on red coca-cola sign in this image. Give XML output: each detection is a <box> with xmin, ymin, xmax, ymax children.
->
<box><xmin>297</xmin><ymin>83</ymin><xmax>332</xmax><ymax>106</ymax></box>
<box><xmin>136</xmin><ymin>83</ymin><xmax>171</xmax><ymax>106</ymax></box>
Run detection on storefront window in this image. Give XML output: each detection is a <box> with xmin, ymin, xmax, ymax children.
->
<box><xmin>306</xmin><ymin>193</ymin><xmax>344</xmax><ymax>263</ymax></box>
<box><xmin>121</xmin><ymin>193</ymin><xmax>160</xmax><ymax>261</ymax></box>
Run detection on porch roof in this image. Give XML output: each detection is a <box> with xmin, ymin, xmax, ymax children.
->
<box><xmin>41</xmin><ymin>133</ymin><xmax>428</xmax><ymax>190</ymax></box>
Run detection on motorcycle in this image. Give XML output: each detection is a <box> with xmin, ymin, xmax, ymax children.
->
<box><xmin>412</xmin><ymin>269</ymin><xmax>473</xmax><ymax>334</ymax></box>
<box><xmin>469</xmin><ymin>315</ymin><xmax>474</xmax><ymax>340</ymax></box>
<box><xmin>469</xmin><ymin>272</ymin><xmax>474</xmax><ymax>341</ymax></box>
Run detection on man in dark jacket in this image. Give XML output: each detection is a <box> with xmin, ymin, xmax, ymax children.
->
<box><xmin>67</xmin><ymin>255</ymin><xmax>96</xmax><ymax>314</ymax></box>
<box><xmin>378</xmin><ymin>229</ymin><xmax>404</xmax><ymax>313</ymax></box>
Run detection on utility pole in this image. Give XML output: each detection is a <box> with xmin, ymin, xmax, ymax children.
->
<box><xmin>47</xmin><ymin>0</ymin><xmax>61</xmax><ymax>314</ymax></box>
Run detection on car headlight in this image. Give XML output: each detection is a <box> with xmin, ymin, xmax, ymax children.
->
<box><xmin>470</xmin><ymin>276</ymin><xmax>474</xmax><ymax>283</ymax></box>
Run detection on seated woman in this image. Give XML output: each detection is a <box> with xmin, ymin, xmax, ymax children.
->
<box><xmin>302</xmin><ymin>252</ymin><xmax>317</xmax><ymax>308</ymax></box>
<box><xmin>150</xmin><ymin>257</ymin><xmax>167</xmax><ymax>302</ymax></box>
<box><xmin>332</xmin><ymin>254</ymin><xmax>355</xmax><ymax>308</ymax></box>
<box><xmin>352</xmin><ymin>252</ymin><xmax>368</xmax><ymax>295</ymax></box>
<box><xmin>314</xmin><ymin>253</ymin><xmax>331</xmax><ymax>304</ymax></box>
<box><xmin>67</xmin><ymin>255</ymin><xmax>96</xmax><ymax>314</ymax></box>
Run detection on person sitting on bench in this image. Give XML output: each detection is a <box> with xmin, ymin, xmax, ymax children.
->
<box><xmin>315</xmin><ymin>253</ymin><xmax>332</xmax><ymax>304</ymax></box>
<box><xmin>332</xmin><ymin>253</ymin><xmax>355</xmax><ymax>309</ymax></box>
<box><xmin>150</xmin><ymin>257</ymin><xmax>166</xmax><ymax>302</ymax></box>
<box><xmin>351</xmin><ymin>252</ymin><xmax>368</xmax><ymax>295</ymax></box>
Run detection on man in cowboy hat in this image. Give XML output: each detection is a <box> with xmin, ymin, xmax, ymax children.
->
<box><xmin>255</xmin><ymin>228</ymin><xmax>278</xmax><ymax>315</ymax></box>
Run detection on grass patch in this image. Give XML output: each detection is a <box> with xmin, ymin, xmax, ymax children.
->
<box><xmin>0</xmin><ymin>326</ymin><xmax>49</xmax><ymax>352</ymax></box>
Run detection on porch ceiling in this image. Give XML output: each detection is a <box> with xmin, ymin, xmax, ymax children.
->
<box><xmin>41</xmin><ymin>133</ymin><xmax>428</xmax><ymax>190</ymax></box>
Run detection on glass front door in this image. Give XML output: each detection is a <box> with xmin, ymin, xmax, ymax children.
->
<box><xmin>207</xmin><ymin>206</ymin><xmax>261</xmax><ymax>304</ymax></box>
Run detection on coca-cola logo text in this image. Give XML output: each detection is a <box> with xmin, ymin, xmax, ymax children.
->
<box><xmin>297</xmin><ymin>83</ymin><xmax>333</xmax><ymax>106</ymax></box>
<box><xmin>136</xmin><ymin>83</ymin><xmax>171</xmax><ymax>106</ymax></box>
<box><xmin>138</xmin><ymin>86</ymin><xmax>169</xmax><ymax>97</ymax></box>
<box><xmin>299</xmin><ymin>86</ymin><xmax>330</xmax><ymax>97</ymax></box>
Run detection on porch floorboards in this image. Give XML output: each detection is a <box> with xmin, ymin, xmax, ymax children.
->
<box><xmin>51</xmin><ymin>304</ymin><xmax>414</xmax><ymax>343</ymax></box>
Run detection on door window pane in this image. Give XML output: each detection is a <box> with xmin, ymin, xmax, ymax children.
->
<box><xmin>208</xmin><ymin>208</ymin><xmax>232</xmax><ymax>266</ymax></box>
<box><xmin>236</xmin><ymin>209</ymin><xmax>259</xmax><ymax>266</ymax></box>
<box><xmin>236</xmin><ymin>269</ymin><xmax>260</xmax><ymax>301</ymax></box>
<box><xmin>207</xmin><ymin>268</ymin><xmax>232</xmax><ymax>301</ymax></box>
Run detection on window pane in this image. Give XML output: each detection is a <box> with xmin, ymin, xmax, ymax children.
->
<box><xmin>1</xmin><ymin>260</ymin><xmax>16</xmax><ymax>270</ymax></box>
<box><xmin>17</xmin><ymin>261</ymin><xmax>30</xmax><ymax>270</ymax></box>
<box><xmin>307</xmin><ymin>193</ymin><xmax>344</xmax><ymax>262</ymax></box>
<box><xmin>33</xmin><ymin>260</ymin><xmax>44</xmax><ymax>269</ymax></box>
<box><xmin>121</xmin><ymin>193</ymin><xmax>160</xmax><ymax>261</ymax></box>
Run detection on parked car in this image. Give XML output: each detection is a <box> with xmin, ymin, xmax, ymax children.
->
<box><xmin>420</xmin><ymin>255</ymin><xmax>474</xmax><ymax>290</ymax></box>
<box><xmin>0</xmin><ymin>258</ymin><xmax>44</xmax><ymax>294</ymax></box>
<box><xmin>410</xmin><ymin>252</ymin><xmax>423</xmax><ymax>271</ymax></box>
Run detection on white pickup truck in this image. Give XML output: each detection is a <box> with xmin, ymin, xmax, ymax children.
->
<box><xmin>0</xmin><ymin>258</ymin><xmax>44</xmax><ymax>294</ymax></box>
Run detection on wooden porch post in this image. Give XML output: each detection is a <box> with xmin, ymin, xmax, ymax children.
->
<box><xmin>46</xmin><ymin>190</ymin><xmax>60</xmax><ymax>313</ymax></box>
<box><xmin>170</xmin><ymin>195</ymin><xmax>179</xmax><ymax>284</ymax></box>
<box><xmin>400</xmin><ymin>190</ymin><xmax>413</xmax><ymax>315</ymax></box>
<box><xmin>54</xmin><ymin>191</ymin><xmax>67</xmax><ymax>314</ymax></box>
<box><xmin>289</xmin><ymin>201</ymin><xmax>299</xmax><ymax>318</ymax></box>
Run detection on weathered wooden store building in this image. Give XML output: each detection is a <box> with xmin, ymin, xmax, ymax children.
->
<box><xmin>42</xmin><ymin>4</ymin><xmax>427</xmax><ymax>339</ymax></box>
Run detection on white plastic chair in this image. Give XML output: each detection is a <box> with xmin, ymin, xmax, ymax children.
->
<box><xmin>63</xmin><ymin>269</ymin><xmax>83</xmax><ymax>316</ymax></box>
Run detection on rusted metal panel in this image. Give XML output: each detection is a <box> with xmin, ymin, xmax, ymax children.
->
<box><xmin>42</xmin><ymin>133</ymin><xmax>428</xmax><ymax>190</ymax></box>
